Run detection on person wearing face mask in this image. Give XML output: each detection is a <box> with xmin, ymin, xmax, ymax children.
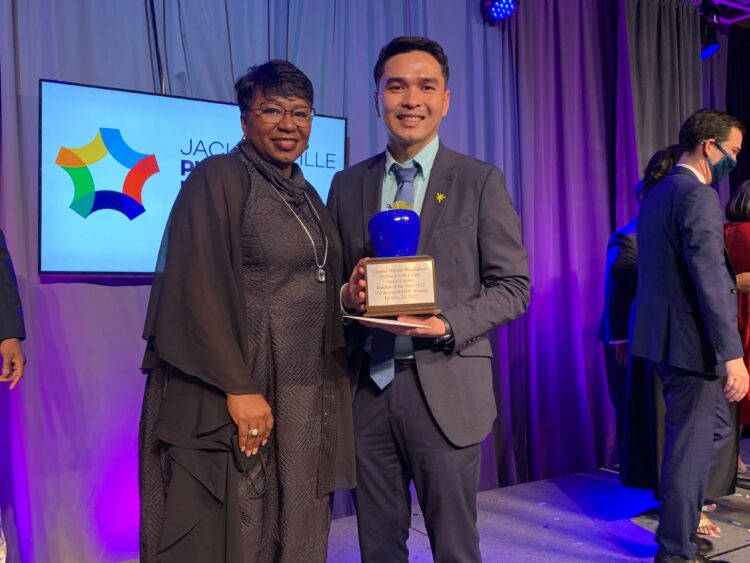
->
<box><xmin>631</xmin><ymin>109</ymin><xmax>748</xmax><ymax>563</ymax></box>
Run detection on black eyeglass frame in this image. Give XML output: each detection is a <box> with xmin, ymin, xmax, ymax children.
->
<box><xmin>247</xmin><ymin>102</ymin><xmax>315</xmax><ymax>126</ymax></box>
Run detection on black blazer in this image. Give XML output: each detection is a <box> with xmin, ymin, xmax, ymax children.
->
<box><xmin>631</xmin><ymin>167</ymin><xmax>742</xmax><ymax>375</ymax></box>
<box><xmin>0</xmin><ymin>228</ymin><xmax>25</xmax><ymax>342</ymax></box>
<box><xmin>598</xmin><ymin>219</ymin><xmax>637</xmax><ymax>344</ymax></box>
<box><xmin>327</xmin><ymin>142</ymin><xmax>530</xmax><ymax>447</ymax></box>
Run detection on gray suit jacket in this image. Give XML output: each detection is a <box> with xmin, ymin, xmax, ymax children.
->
<box><xmin>0</xmin><ymin>227</ymin><xmax>25</xmax><ymax>342</ymax></box>
<box><xmin>327</xmin><ymin>143</ymin><xmax>530</xmax><ymax>447</ymax></box>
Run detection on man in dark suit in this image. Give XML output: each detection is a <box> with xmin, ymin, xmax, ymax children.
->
<box><xmin>0</xmin><ymin>227</ymin><xmax>26</xmax><ymax>390</ymax></box>
<box><xmin>631</xmin><ymin>109</ymin><xmax>748</xmax><ymax>563</ymax></box>
<box><xmin>327</xmin><ymin>36</ymin><xmax>530</xmax><ymax>562</ymax></box>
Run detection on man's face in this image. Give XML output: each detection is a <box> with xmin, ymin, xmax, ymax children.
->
<box><xmin>241</xmin><ymin>91</ymin><xmax>312</xmax><ymax>175</ymax></box>
<box><xmin>706</xmin><ymin>126</ymin><xmax>743</xmax><ymax>165</ymax></box>
<box><xmin>375</xmin><ymin>50</ymin><xmax>450</xmax><ymax>158</ymax></box>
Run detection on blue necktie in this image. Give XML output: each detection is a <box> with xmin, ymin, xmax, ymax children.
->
<box><xmin>370</xmin><ymin>165</ymin><xmax>419</xmax><ymax>390</ymax></box>
<box><xmin>391</xmin><ymin>164</ymin><xmax>418</xmax><ymax>209</ymax></box>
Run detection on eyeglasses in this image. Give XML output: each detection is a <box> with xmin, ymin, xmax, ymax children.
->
<box><xmin>248</xmin><ymin>103</ymin><xmax>315</xmax><ymax>126</ymax></box>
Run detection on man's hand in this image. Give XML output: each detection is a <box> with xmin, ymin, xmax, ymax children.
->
<box><xmin>359</xmin><ymin>315</ymin><xmax>447</xmax><ymax>338</ymax></box>
<box><xmin>0</xmin><ymin>338</ymin><xmax>26</xmax><ymax>390</ymax></box>
<box><xmin>226</xmin><ymin>393</ymin><xmax>273</xmax><ymax>456</ymax></box>
<box><xmin>614</xmin><ymin>342</ymin><xmax>629</xmax><ymax>367</ymax></box>
<box><xmin>724</xmin><ymin>357</ymin><xmax>750</xmax><ymax>402</ymax></box>
<box><xmin>737</xmin><ymin>272</ymin><xmax>750</xmax><ymax>294</ymax></box>
<box><xmin>342</xmin><ymin>258</ymin><xmax>369</xmax><ymax>313</ymax></box>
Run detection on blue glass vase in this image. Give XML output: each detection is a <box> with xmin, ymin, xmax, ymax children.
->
<box><xmin>368</xmin><ymin>209</ymin><xmax>421</xmax><ymax>257</ymax></box>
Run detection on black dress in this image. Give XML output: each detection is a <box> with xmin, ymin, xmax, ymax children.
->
<box><xmin>237</xmin><ymin>149</ymin><xmax>337</xmax><ymax>561</ymax></box>
<box><xmin>138</xmin><ymin>144</ymin><xmax>355</xmax><ymax>562</ymax></box>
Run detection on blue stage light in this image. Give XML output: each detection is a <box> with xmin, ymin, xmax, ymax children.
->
<box><xmin>480</xmin><ymin>0</ymin><xmax>519</xmax><ymax>25</ymax></box>
<box><xmin>701</xmin><ymin>41</ymin><xmax>720</xmax><ymax>59</ymax></box>
<box><xmin>700</xmin><ymin>0</ymin><xmax>720</xmax><ymax>60</ymax></box>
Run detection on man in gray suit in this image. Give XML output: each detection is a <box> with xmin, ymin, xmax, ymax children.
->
<box><xmin>0</xmin><ymin>227</ymin><xmax>25</xmax><ymax>390</ymax></box>
<box><xmin>327</xmin><ymin>36</ymin><xmax>530</xmax><ymax>562</ymax></box>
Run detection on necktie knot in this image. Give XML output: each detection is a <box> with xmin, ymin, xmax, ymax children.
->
<box><xmin>391</xmin><ymin>165</ymin><xmax>419</xmax><ymax>184</ymax></box>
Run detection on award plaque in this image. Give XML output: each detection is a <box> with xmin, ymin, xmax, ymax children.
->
<box><xmin>364</xmin><ymin>209</ymin><xmax>440</xmax><ymax>317</ymax></box>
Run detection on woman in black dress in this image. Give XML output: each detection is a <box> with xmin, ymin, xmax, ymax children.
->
<box><xmin>139</xmin><ymin>60</ymin><xmax>355</xmax><ymax>562</ymax></box>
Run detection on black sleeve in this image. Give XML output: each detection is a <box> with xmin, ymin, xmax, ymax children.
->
<box><xmin>142</xmin><ymin>156</ymin><xmax>260</xmax><ymax>395</ymax></box>
<box><xmin>601</xmin><ymin>232</ymin><xmax>637</xmax><ymax>342</ymax></box>
<box><xmin>0</xmin><ymin>228</ymin><xmax>25</xmax><ymax>341</ymax></box>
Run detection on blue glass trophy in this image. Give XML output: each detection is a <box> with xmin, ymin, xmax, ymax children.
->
<box><xmin>364</xmin><ymin>209</ymin><xmax>439</xmax><ymax>317</ymax></box>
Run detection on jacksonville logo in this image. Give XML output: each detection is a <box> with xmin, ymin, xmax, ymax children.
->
<box><xmin>55</xmin><ymin>128</ymin><xmax>159</xmax><ymax>220</ymax></box>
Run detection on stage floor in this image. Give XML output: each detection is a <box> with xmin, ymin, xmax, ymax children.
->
<box><xmin>328</xmin><ymin>466</ymin><xmax>750</xmax><ymax>562</ymax></box>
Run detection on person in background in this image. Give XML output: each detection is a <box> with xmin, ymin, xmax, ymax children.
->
<box><xmin>631</xmin><ymin>109</ymin><xmax>748</xmax><ymax>563</ymax></box>
<box><xmin>724</xmin><ymin>180</ymin><xmax>750</xmax><ymax>474</ymax></box>
<box><xmin>611</xmin><ymin>147</ymin><xmax>736</xmax><ymax>541</ymax></box>
<box><xmin>0</xmin><ymin>226</ymin><xmax>27</xmax><ymax>562</ymax></box>
<box><xmin>0</xmin><ymin>227</ymin><xmax>26</xmax><ymax>390</ymax></box>
<box><xmin>599</xmin><ymin>145</ymin><xmax>681</xmax><ymax>473</ymax></box>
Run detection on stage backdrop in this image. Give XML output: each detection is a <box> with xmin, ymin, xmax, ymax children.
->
<box><xmin>0</xmin><ymin>0</ymin><xmax>739</xmax><ymax>561</ymax></box>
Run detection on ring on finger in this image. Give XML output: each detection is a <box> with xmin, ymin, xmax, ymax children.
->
<box><xmin>248</xmin><ymin>428</ymin><xmax>259</xmax><ymax>437</ymax></box>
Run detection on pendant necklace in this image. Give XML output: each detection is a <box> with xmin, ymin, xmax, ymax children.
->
<box><xmin>269</xmin><ymin>185</ymin><xmax>328</xmax><ymax>283</ymax></box>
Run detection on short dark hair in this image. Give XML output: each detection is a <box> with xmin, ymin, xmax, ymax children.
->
<box><xmin>678</xmin><ymin>109</ymin><xmax>745</xmax><ymax>152</ymax></box>
<box><xmin>234</xmin><ymin>60</ymin><xmax>313</xmax><ymax>113</ymax></box>
<box><xmin>637</xmin><ymin>144</ymin><xmax>682</xmax><ymax>202</ymax></box>
<box><xmin>373</xmin><ymin>36</ymin><xmax>449</xmax><ymax>88</ymax></box>
<box><xmin>726</xmin><ymin>180</ymin><xmax>750</xmax><ymax>222</ymax></box>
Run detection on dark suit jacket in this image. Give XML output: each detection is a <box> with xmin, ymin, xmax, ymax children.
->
<box><xmin>631</xmin><ymin>167</ymin><xmax>742</xmax><ymax>375</ymax></box>
<box><xmin>598</xmin><ymin>219</ymin><xmax>637</xmax><ymax>343</ymax></box>
<box><xmin>327</xmin><ymin>142</ymin><xmax>530</xmax><ymax>447</ymax></box>
<box><xmin>0</xmin><ymin>227</ymin><xmax>25</xmax><ymax>342</ymax></box>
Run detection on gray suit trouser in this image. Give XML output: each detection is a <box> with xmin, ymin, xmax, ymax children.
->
<box><xmin>353</xmin><ymin>361</ymin><xmax>482</xmax><ymax>563</ymax></box>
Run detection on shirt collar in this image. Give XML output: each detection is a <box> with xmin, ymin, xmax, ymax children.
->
<box><xmin>676</xmin><ymin>163</ymin><xmax>707</xmax><ymax>185</ymax></box>
<box><xmin>385</xmin><ymin>135</ymin><xmax>440</xmax><ymax>178</ymax></box>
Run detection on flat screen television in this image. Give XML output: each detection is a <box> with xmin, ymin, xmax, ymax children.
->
<box><xmin>39</xmin><ymin>80</ymin><xmax>347</xmax><ymax>275</ymax></box>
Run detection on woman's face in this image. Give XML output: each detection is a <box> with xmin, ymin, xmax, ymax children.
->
<box><xmin>241</xmin><ymin>91</ymin><xmax>312</xmax><ymax>176</ymax></box>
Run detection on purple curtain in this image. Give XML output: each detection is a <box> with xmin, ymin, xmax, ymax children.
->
<box><xmin>484</xmin><ymin>0</ymin><xmax>620</xmax><ymax>485</ymax></box>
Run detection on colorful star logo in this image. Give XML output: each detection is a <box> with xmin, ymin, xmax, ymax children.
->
<box><xmin>55</xmin><ymin>128</ymin><xmax>159</xmax><ymax>220</ymax></box>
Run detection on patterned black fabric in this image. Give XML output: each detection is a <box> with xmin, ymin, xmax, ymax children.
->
<box><xmin>138</xmin><ymin>369</ymin><xmax>167</xmax><ymax>561</ymax></box>
<box><xmin>138</xmin><ymin>145</ymin><xmax>354</xmax><ymax>562</ymax></box>
<box><xmin>235</xmin><ymin>152</ymin><xmax>333</xmax><ymax>561</ymax></box>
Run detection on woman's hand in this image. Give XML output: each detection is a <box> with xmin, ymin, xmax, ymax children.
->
<box><xmin>226</xmin><ymin>393</ymin><xmax>273</xmax><ymax>456</ymax></box>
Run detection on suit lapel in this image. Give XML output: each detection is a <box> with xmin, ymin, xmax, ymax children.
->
<box><xmin>418</xmin><ymin>143</ymin><xmax>456</xmax><ymax>255</ymax></box>
<box><xmin>362</xmin><ymin>153</ymin><xmax>386</xmax><ymax>251</ymax></box>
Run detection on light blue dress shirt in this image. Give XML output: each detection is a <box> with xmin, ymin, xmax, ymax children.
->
<box><xmin>378</xmin><ymin>135</ymin><xmax>441</xmax><ymax>359</ymax></box>
<box><xmin>381</xmin><ymin>135</ymin><xmax>440</xmax><ymax>215</ymax></box>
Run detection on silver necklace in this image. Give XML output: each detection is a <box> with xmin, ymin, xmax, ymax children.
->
<box><xmin>269</xmin><ymin>185</ymin><xmax>329</xmax><ymax>283</ymax></box>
